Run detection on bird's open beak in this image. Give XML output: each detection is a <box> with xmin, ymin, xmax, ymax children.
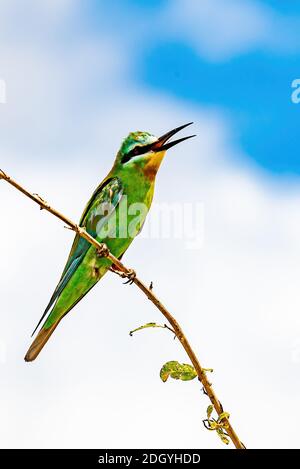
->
<box><xmin>151</xmin><ymin>122</ymin><xmax>195</xmax><ymax>152</ymax></box>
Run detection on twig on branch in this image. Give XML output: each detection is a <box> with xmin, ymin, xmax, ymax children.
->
<box><xmin>0</xmin><ymin>169</ymin><xmax>245</xmax><ymax>449</ymax></box>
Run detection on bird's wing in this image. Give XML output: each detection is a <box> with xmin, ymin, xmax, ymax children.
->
<box><xmin>31</xmin><ymin>177</ymin><xmax>123</xmax><ymax>335</ymax></box>
<box><xmin>60</xmin><ymin>176</ymin><xmax>120</xmax><ymax>277</ymax></box>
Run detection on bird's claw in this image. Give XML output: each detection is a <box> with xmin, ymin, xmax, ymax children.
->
<box><xmin>97</xmin><ymin>243</ymin><xmax>110</xmax><ymax>258</ymax></box>
<box><xmin>123</xmin><ymin>269</ymin><xmax>136</xmax><ymax>285</ymax></box>
<box><xmin>109</xmin><ymin>265</ymin><xmax>136</xmax><ymax>284</ymax></box>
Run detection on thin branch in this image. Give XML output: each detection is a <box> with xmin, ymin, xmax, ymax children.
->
<box><xmin>0</xmin><ymin>169</ymin><xmax>245</xmax><ymax>449</ymax></box>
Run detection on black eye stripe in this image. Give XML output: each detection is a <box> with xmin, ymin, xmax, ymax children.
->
<box><xmin>121</xmin><ymin>143</ymin><xmax>153</xmax><ymax>164</ymax></box>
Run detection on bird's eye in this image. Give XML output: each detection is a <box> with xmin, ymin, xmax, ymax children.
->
<box><xmin>122</xmin><ymin>146</ymin><xmax>142</xmax><ymax>163</ymax></box>
<box><xmin>132</xmin><ymin>147</ymin><xmax>140</xmax><ymax>155</ymax></box>
<box><xmin>121</xmin><ymin>143</ymin><xmax>153</xmax><ymax>164</ymax></box>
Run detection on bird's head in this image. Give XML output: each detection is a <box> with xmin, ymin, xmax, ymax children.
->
<box><xmin>115</xmin><ymin>123</ymin><xmax>195</xmax><ymax>179</ymax></box>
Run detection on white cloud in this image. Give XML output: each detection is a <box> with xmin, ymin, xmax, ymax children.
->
<box><xmin>1</xmin><ymin>0</ymin><xmax>300</xmax><ymax>450</ymax></box>
<box><xmin>164</xmin><ymin>0</ymin><xmax>300</xmax><ymax>61</ymax></box>
<box><xmin>0</xmin><ymin>3</ymin><xmax>127</xmax><ymax>157</ymax></box>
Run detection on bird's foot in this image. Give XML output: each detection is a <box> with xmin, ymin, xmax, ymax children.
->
<box><xmin>109</xmin><ymin>264</ymin><xmax>127</xmax><ymax>277</ymax></box>
<box><xmin>109</xmin><ymin>265</ymin><xmax>136</xmax><ymax>284</ymax></box>
<box><xmin>110</xmin><ymin>263</ymin><xmax>121</xmax><ymax>274</ymax></box>
<box><xmin>123</xmin><ymin>269</ymin><xmax>136</xmax><ymax>285</ymax></box>
<box><xmin>97</xmin><ymin>243</ymin><xmax>110</xmax><ymax>258</ymax></box>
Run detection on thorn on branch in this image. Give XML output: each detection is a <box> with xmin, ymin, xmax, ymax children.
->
<box><xmin>0</xmin><ymin>169</ymin><xmax>9</xmax><ymax>180</ymax></box>
<box><xmin>32</xmin><ymin>193</ymin><xmax>50</xmax><ymax>211</ymax></box>
<box><xmin>163</xmin><ymin>323</ymin><xmax>177</xmax><ymax>338</ymax></box>
<box><xmin>149</xmin><ymin>281</ymin><xmax>153</xmax><ymax>291</ymax></box>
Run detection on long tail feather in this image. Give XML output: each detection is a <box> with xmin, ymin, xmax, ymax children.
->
<box><xmin>24</xmin><ymin>320</ymin><xmax>61</xmax><ymax>362</ymax></box>
<box><xmin>25</xmin><ymin>282</ymin><xmax>98</xmax><ymax>362</ymax></box>
<box><xmin>31</xmin><ymin>256</ymin><xmax>83</xmax><ymax>337</ymax></box>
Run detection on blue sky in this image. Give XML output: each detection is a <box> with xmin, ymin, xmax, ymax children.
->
<box><xmin>141</xmin><ymin>45</ymin><xmax>299</xmax><ymax>173</ymax></box>
<box><xmin>87</xmin><ymin>0</ymin><xmax>300</xmax><ymax>174</ymax></box>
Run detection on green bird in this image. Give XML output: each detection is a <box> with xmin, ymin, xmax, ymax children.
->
<box><xmin>24</xmin><ymin>123</ymin><xmax>195</xmax><ymax>361</ymax></box>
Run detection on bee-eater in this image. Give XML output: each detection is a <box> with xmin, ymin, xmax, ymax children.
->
<box><xmin>24</xmin><ymin>123</ymin><xmax>195</xmax><ymax>361</ymax></box>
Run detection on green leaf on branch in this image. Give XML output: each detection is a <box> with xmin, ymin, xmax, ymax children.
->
<box><xmin>129</xmin><ymin>322</ymin><xmax>176</xmax><ymax>337</ymax></box>
<box><xmin>129</xmin><ymin>322</ymin><xmax>164</xmax><ymax>336</ymax></box>
<box><xmin>206</xmin><ymin>405</ymin><xmax>214</xmax><ymax>420</ymax></box>
<box><xmin>203</xmin><ymin>407</ymin><xmax>231</xmax><ymax>446</ymax></box>
<box><xmin>160</xmin><ymin>361</ymin><xmax>197</xmax><ymax>382</ymax></box>
<box><xmin>217</xmin><ymin>429</ymin><xmax>230</xmax><ymax>445</ymax></box>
